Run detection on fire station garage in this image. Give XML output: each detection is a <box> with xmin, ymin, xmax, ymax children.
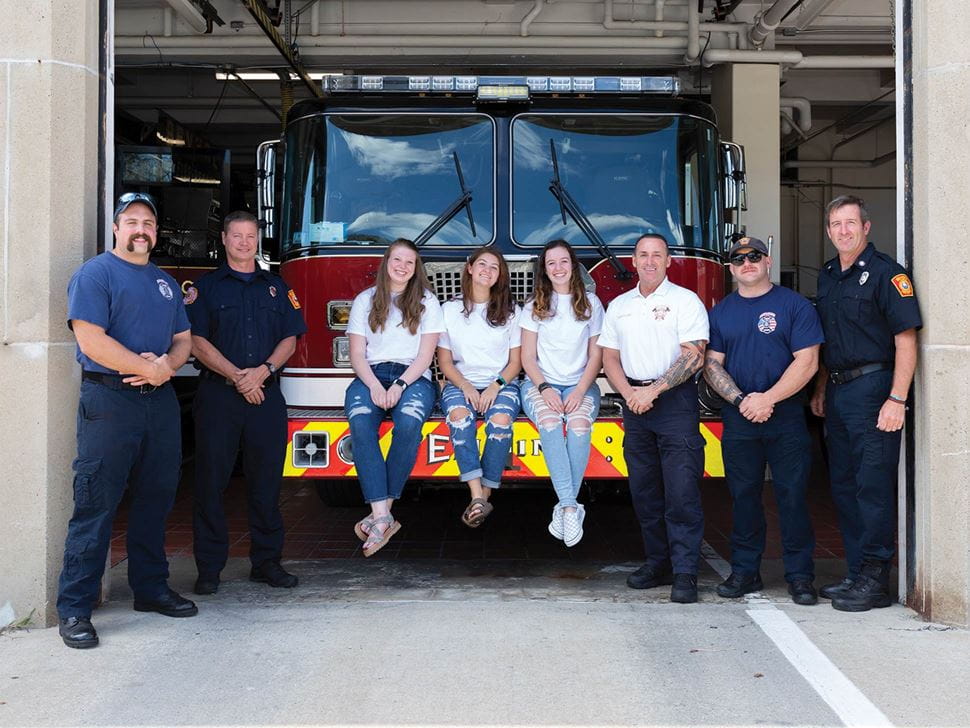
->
<box><xmin>2</xmin><ymin>0</ymin><xmax>969</xmax><ymax>632</ymax></box>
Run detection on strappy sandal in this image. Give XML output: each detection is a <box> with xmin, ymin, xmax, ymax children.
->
<box><xmin>354</xmin><ymin>515</ymin><xmax>376</xmax><ymax>542</ymax></box>
<box><xmin>461</xmin><ymin>498</ymin><xmax>494</xmax><ymax>528</ymax></box>
<box><xmin>362</xmin><ymin>515</ymin><xmax>401</xmax><ymax>557</ymax></box>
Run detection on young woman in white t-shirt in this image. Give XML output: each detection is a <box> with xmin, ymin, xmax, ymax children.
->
<box><xmin>520</xmin><ymin>239</ymin><xmax>603</xmax><ymax>547</ymax></box>
<box><xmin>438</xmin><ymin>247</ymin><xmax>522</xmax><ymax>528</ymax></box>
<box><xmin>345</xmin><ymin>239</ymin><xmax>444</xmax><ymax>556</ymax></box>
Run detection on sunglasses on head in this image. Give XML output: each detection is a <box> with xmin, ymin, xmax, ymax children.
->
<box><xmin>113</xmin><ymin>192</ymin><xmax>157</xmax><ymax>217</ymax></box>
<box><xmin>729</xmin><ymin>251</ymin><xmax>764</xmax><ymax>265</ymax></box>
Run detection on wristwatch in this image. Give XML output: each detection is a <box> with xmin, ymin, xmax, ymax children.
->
<box><xmin>732</xmin><ymin>392</ymin><xmax>746</xmax><ymax>407</ymax></box>
<box><xmin>393</xmin><ymin>378</ymin><xmax>409</xmax><ymax>390</ymax></box>
<box><xmin>263</xmin><ymin>361</ymin><xmax>277</xmax><ymax>375</ymax></box>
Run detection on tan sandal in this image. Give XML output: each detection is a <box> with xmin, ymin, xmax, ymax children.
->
<box><xmin>362</xmin><ymin>515</ymin><xmax>401</xmax><ymax>557</ymax></box>
<box><xmin>461</xmin><ymin>498</ymin><xmax>494</xmax><ymax>528</ymax></box>
<box><xmin>354</xmin><ymin>515</ymin><xmax>376</xmax><ymax>542</ymax></box>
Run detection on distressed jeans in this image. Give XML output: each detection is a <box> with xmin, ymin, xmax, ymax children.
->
<box><xmin>520</xmin><ymin>378</ymin><xmax>601</xmax><ymax>507</ymax></box>
<box><xmin>440</xmin><ymin>382</ymin><xmax>521</xmax><ymax>488</ymax></box>
<box><xmin>345</xmin><ymin>362</ymin><xmax>437</xmax><ymax>503</ymax></box>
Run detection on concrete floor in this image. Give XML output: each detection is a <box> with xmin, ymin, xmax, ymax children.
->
<box><xmin>2</xmin><ymin>556</ymin><xmax>968</xmax><ymax>727</ymax></box>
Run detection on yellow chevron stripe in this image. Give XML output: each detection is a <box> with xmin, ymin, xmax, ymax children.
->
<box><xmin>699</xmin><ymin>423</ymin><xmax>725</xmax><ymax>477</ymax></box>
<box><xmin>590</xmin><ymin>421</ymin><xmax>628</xmax><ymax>476</ymax></box>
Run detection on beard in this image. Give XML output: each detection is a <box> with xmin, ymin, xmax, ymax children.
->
<box><xmin>126</xmin><ymin>235</ymin><xmax>154</xmax><ymax>253</ymax></box>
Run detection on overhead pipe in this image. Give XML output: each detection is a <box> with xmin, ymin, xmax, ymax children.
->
<box><xmin>601</xmin><ymin>0</ymin><xmax>748</xmax><ymax>54</ymax></box>
<box><xmin>163</xmin><ymin>7</ymin><xmax>173</xmax><ymax>37</ymax></box>
<box><xmin>701</xmin><ymin>48</ymin><xmax>894</xmax><ymax>68</ymax></box>
<box><xmin>520</xmin><ymin>0</ymin><xmax>544</xmax><ymax>37</ymax></box>
<box><xmin>164</xmin><ymin>0</ymin><xmax>208</xmax><ymax>34</ymax></box>
<box><xmin>781</xmin><ymin>151</ymin><xmax>896</xmax><ymax>169</ymax></box>
<box><xmin>748</xmin><ymin>0</ymin><xmax>801</xmax><ymax>47</ymax></box>
<box><xmin>310</xmin><ymin>1</ymin><xmax>319</xmax><ymax>37</ymax></box>
<box><xmin>654</xmin><ymin>0</ymin><xmax>666</xmax><ymax>38</ymax></box>
<box><xmin>790</xmin><ymin>0</ymin><xmax>838</xmax><ymax>31</ymax></box>
<box><xmin>780</xmin><ymin>96</ymin><xmax>812</xmax><ymax>132</ymax></box>
<box><xmin>685</xmin><ymin>3</ymin><xmax>700</xmax><ymax>61</ymax></box>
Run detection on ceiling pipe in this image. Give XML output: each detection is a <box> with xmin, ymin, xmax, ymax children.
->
<box><xmin>164</xmin><ymin>0</ymin><xmax>208</xmax><ymax>34</ymax></box>
<box><xmin>782</xmin><ymin>151</ymin><xmax>896</xmax><ymax>169</ymax></box>
<box><xmin>780</xmin><ymin>96</ymin><xmax>812</xmax><ymax>132</ymax></box>
<box><xmin>790</xmin><ymin>0</ymin><xmax>838</xmax><ymax>31</ymax></box>
<box><xmin>601</xmin><ymin>0</ymin><xmax>748</xmax><ymax>53</ymax></box>
<box><xmin>780</xmin><ymin>110</ymin><xmax>807</xmax><ymax>139</ymax></box>
<box><xmin>310</xmin><ymin>1</ymin><xmax>320</xmax><ymax>37</ymax></box>
<box><xmin>701</xmin><ymin>48</ymin><xmax>894</xmax><ymax>68</ymax></box>
<box><xmin>685</xmin><ymin>3</ymin><xmax>700</xmax><ymax>61</ymax></box>
<box><xmin>796</xmin><ymin>55</ymin><xmax>894</xmax><ymax>69</ymax></box>
<box><xmin>520</xmin><ymin>0</ymin><xmax>544</xmax><ymax>37</ymax></box>
<box><xmin>748</xmin><ymin>0</ymin><xmax>802</xmax><ymax>47</ymax></box>
<box><xmin>654</xmin><ymin>0</ymin><xmax>666</xmax><ymax>38</ymax></box>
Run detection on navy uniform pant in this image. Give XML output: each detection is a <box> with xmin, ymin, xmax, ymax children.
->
<box><xmin>721</xmin><ymin>400</ymin><xmax>815</xmax><ymax>583</ymax></box>
<box><xmin>192</xmin><ymin>377</ymin><xmax>287</xmax><ymax>577</ymax></box>
<box><xmin>623</xmin><ymin>381</ymin><xmax>706</xmax><ymax>575</ymax></box>
<box><xmin>57</xmin><ymin>379</ymin><xmax>181</xmax><ymax>619</ymax></box>
<box><xmin>825</xmin><ymin>369</ymin><xmax>899</xmax><ymax>575</ymax></box>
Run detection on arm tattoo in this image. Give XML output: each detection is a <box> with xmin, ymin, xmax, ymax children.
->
<box><xmin>657</xmin><ymin>340</ymin><xmax>706</xmax><ymax>392</ymax></box>
<box><xmin>703</xmin><ymin>352</ymin><xmax>743</xmax><ymax>402</ymax></box>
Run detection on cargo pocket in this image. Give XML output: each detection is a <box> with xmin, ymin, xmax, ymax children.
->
<box><xmin>71</xmin><ymin>458</ymin><xmax>103</xmax><ymax>511</ymax></box>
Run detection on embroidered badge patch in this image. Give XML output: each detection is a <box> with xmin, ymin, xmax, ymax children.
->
<box><xmin>652</xmin><ymin>305</ymin><xmax>670</xmax><ymax>321</ymax></box>
<box><xmin>288</xmin><ymin>289</ymin><xmax>301</xmax><ymax>309</ymax></box>
<box><xmin>183</xmin><ymin>286</ymin><xmax>198</xmax><ymax>305</ymax></box>
<box><xmin>859</xmin><ymin>271</ymin><xmax>869</xmax><ymax>285</ymax></box>
<box><xmin>757</xmin><ymin>311</ymin><xmax>777</xmax><ymax>334</ymax></box>
<box><xmin>269</xmin><ymin>285</ymin><xmax>277</xmax><ymax>298</ymax></box>
<box><xmin>157</xmin><ymin>279</ymin><xmax>174</xmax><ymax>300</ymax></box>
<box><xmin>891</xmin><ymin>273</ymin><xmax>914</xmax><ymax>297</ymax></box>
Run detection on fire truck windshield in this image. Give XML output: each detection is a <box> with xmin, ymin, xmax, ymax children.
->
<box><xmin>511</xmin><ymin>114</ymin><xmax>719</xmax><ymax>251</ymax></box>
<box><xmin>281</xmin><ymin>113</ymin><xmax>494</xmax><ymax>253</ymax></box>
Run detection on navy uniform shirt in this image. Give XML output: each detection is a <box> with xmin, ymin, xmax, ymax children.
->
<box><xmin>184</xmin><ymin>264</ymin><xmax>307</xmax><ymax>370</ymax></box>
<box><xmin>815</xmin><ymin>242</ymin><xmax>922</xmax><ymax>371</ymax></box>
<box><xmin>709</xmin><ymin>285</ymin><xmax>824</xmax><ymax>395</ymax></box>
<box><xmin>68</xmin><ymin>251</ymin><xmax>190</xmax><ymax>375</ymax></box>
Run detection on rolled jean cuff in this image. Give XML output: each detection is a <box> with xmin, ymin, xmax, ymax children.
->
<box><xmin>459</xmin><ymin>467</ymin><xmax>484</xmax><ymax>483</ymax></box>
<box><xmin>556</xmin><ymin>497</ymin><xmax>578</xmax><ymax>508</ymax></box>
<box><xmin>481</xmin><ymin>476</ymin><xmax>501</xmax><ymax>489</ymax></box>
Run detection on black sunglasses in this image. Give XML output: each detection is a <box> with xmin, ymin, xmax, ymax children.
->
<box><xmin>729</xmin><ymin>251</ymin><xmax>764</xmax><ymax>265</ymax></box>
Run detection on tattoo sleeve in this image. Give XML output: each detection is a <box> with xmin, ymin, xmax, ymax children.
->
<box><xmin>657</xmin><ymin>340</ymin><xmax>706</xmax><ymax>392</ymax></box>
<box><xmin>703</xmin><ymin>352</ymin><xmax>743</xmax><ymax>402</ymax></box>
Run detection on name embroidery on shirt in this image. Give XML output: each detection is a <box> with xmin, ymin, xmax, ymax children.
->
<box><xmin>757</xmin><ymin>311</ymin><xmax>777</xmax><ymax>334</ymax></box>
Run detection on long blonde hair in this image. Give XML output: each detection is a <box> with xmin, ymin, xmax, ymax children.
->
<box><xmin>530</xmin><ymin>239</ymin><xmax>591</xmax><ymax>322</ymax></box>
<box><xmin>368</xmin><ymin>239</ymin><xmax>434</xmax><ymax>335</ymax></box>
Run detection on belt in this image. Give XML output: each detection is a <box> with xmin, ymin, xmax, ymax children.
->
<box><xmin>626</xmin><ymin>377</ymin><xmax>657</xmax><ymax>387</ymax></box>
<box><xmin>82</xmin><ymin>371</ymin><xmax>160</xmax><ymax>395</ymax></box>
<box><xmin>828</xmin><ymin>362</ymin><xmax>892</xmax><ymax>385</ymax></box>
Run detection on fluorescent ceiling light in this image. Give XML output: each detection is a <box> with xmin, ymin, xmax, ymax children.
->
<box><xmin>215</xmin><ymin>71</ymin><xmax>344</xmax><ymax>81</ymax></box>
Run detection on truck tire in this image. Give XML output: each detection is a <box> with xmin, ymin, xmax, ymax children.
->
<box><xmin>314</xmin><ymin>480</ymin><xmax>364</xmax><ymax>508</ymax></box>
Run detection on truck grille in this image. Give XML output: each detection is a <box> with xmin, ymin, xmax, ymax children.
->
<box><xmin>425</xmin><ymin>261</ymin><xmax>536</xmax><ymax>305</ymax></box>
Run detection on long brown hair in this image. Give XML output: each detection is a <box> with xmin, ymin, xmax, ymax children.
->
<box><xmin>368</xmin><ymin>238</ymin><xmax>434</xmax><ymax>335</ymax></box>
<box><xmin>530</xmin><ymin>239</ymin><xmax>591</xmax><ymax>322</ymax></box>
<box><xmin>460</xmin><ymin>246</ymin><xmax>515</xmax><ymax>327</ymax></box>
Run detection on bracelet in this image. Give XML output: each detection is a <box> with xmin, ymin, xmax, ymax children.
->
<box><xmin>887</xmin><ymin>394</ymin><xmax>906</xmax><ymax>405</ymax></box>
<box><xmin>393</xmin><ymin>378</ymin><xmax>408</xmax><ymax>390</ymax></box>
<box><xmin>495</xmin><ymin>376</ymin><xmax>507</xmax><ymax>387</ymax></box>
<box><xmin>537</xmin><ymin>382</ymin><xmax>552</xmax><ymax>393</ymax></box>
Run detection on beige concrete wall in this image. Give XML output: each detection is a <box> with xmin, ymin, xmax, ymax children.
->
<box><xmin>711</xmin><ymin>63</ymin><xmax>781</xmax><ymax>283</ymax></box>
<box><xmin>910</xmin><ymin>0</ymin><xmax>970</xmax><ymax>627</ymax></box>
<box><xmin>0</xmin><ymin>1</ymin><xmax>100</xmax><ymax>627</ymax></box>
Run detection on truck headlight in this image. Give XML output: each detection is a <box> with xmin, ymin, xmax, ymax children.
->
<box><xmin>327</xmin><ymin>301</ymin><xmax>352</xmax><ymax>329</ymax></box>
<box><xmin>332</xmin><ymin>336</ymin><xmax>350</xmax><ymax>366</ymax></box>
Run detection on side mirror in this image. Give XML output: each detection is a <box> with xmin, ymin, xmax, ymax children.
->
<box><xmin>256</xmin><ymin>139</ymin><xmax>279</xmax><ymax>252</ymax></box>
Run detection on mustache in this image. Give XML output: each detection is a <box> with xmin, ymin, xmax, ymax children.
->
<box><xmin>126</xmin><ymin>234</ymin><xmax>155</xmax><ymax>252</ymax></box>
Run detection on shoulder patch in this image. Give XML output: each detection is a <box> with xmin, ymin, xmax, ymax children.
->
<box><xmin>287</xmin><ymin>289</ymin><xmax>301</xmax><ymax>309</ymax></box>
<box><xmin>183</xmin><ymin>286</ymin><xmax>198</xmax><ymax>305</ymax></box>
<box><xmin>891</xmin><ymin>273</ymin><xmax>914</xmax><ymax>298</ymax></box>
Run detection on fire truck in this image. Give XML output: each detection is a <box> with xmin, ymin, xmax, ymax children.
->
<box><xmin>255</xmin><ymin>74</ymin><xmax>746</xmax><ymax>503</ymax></box>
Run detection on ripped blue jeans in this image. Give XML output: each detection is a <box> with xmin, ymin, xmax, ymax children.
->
<box><xmin>440</xmin><ymin>382</ymin><xmax>520</xmax><ymax>488</ymax></box>
<box><xmin>520</xmin><ymin>378</ymin><xmax>601</xmax><ymax>508</ymax></box>
<box><xmin>345</xmin><ymin>362</ymin><xmax>437</xmax><ymax>503</ymax></box>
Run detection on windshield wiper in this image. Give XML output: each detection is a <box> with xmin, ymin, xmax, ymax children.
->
<box><xmin>414</xmin><ymin>151</ymin><xmax>477</xmax><ymax>247</ymax></box>
<box><xmin>548</xmin><ymin>139</ymin><xmax>631</xmax><ymax>279</ymax></box>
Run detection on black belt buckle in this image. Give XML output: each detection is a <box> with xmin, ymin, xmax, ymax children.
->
<box><xmin>135</xmin><ymin>383</ymin><xmax>159</xmax><ymax>395</ymax></box>
<box><xmin>829</xmin><ymin>370</ymin><xmax>845</xmax><ymax>385</ymax></box>
<box><xmin>626</xmin><ymin>377</ymin><xmax>656</xmax><ymax>387</ymax></box>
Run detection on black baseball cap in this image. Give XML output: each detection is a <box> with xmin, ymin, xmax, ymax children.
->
<box><xmin>727</xmin><ymin>236</ymin><xmax>769</xmax><ymax>257</ymax></box>
<box><xmin>114</xmin><ymin>192</ymin><xmax>158</xmax><ymax>219</ymax></box>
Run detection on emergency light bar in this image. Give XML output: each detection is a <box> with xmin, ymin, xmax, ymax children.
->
<box><xmin>327</xmin><ymin>74</ymin><xmax>678</xmax><ymax>95</ymax></box>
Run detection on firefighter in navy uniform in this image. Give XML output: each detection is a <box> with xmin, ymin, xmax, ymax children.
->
<box><xmin>810</xmin><ymin>195</ymin><xmax>922</xmax><ymax>612</ymax></box>
<box><xmin>58</xmin><ymin>193</ymin><xmax>197</xmax><ymax>650</ymax></box>
<box><xmin>185</xmin><ymin>211</ymin><xmax>307</xmax><ymax>595</ymax></box>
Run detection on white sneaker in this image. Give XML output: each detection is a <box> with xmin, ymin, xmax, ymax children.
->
<box><xmin>563</xmin><ymin>504</ymin><xmax>585</xmax><ymax>547</ymax></box>
<box><xmin>548</xmin><ymin>504</ymin><xmax>564</xmax><ymax>540</ymax></box>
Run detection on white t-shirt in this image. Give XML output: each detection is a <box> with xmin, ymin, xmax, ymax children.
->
<box><xmin>598</xmin><ymin>277</ymin><xmax>709</xmax><ymax>380</ymax></box>
<box><xmin>439</xmin><ymin>299</ymin><xmax>522</xmax><ymax>389</ymax></box>
<box><xmin>346</xmin><ymin>287</ymin><xmax>445</xmax><ymax>379</ymax></box>
<box><xmin>520</xmin><ymin>292</ymin><xmax>604</xmax><ymax>386</ymax></box>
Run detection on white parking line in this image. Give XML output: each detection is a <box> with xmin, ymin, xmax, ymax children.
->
<box><xmin>700</xmin><ymin>542</ymin><xmax>892</xmax><ymax>727</ymax></box>
<box><xmin>748</xmin><ymin>609</ymin><xmax>892</xmax><ymax>727</ymax></box>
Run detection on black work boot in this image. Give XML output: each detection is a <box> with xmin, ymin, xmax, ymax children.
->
<box><xmin>819</xmin><ymin>577</ymin><xmax>855</xmax><ymax>600</ymax></box>
<box><xmin>716</xmin><ymin>572</ymin><xmax>763</xmax><ymax>598</ymax></box>
<box><xmin>832</xmin><ymin>561</ymin><xmax>892</xmax><ymax>612</ymax></box>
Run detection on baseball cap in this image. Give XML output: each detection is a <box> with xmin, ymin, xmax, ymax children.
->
<box><xmin>727</xmin><ymin>236</ymin><xmax>769</xmax><ymax>258</ymax></box>
<box><xmin>114</xmin><ymin>192</ymin><xmax>158</xmax><ymax>219</ymax></box>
